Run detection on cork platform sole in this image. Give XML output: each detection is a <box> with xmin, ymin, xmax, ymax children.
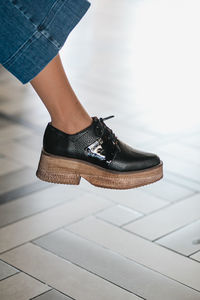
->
<box><xmin>36</xmin><ymin>148</ymin><xmax>163</xmax><ymax>189</ymax></box>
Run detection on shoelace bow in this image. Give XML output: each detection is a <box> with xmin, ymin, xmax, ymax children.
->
<box><xmin>98</xmin><ymin>115</ymin><xmax>120</xmax><ymax>151</ymax></box>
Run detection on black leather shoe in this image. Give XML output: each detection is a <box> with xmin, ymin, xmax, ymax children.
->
<box><xmin>36</xmin><ymin>115</ymin><xmax>163</xmax><ymax>189</ymax></box>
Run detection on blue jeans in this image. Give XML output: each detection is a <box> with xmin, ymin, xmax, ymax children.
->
<box><xmin>0</xmin><ymin>0</ymin><xmax>91</xmax><ymax>84</ymax></box>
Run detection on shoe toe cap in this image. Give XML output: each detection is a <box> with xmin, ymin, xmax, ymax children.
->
<box><xmin>110</xmin><ymin>140</ymin><xmax>161</xmax><ymax>171</ymax></box>
<box><xmin>143</xmin><ymin>153</ymin><xmax>161</xmax><ymax>169</ymax></box>
<box><xmin>127</xmin><ymin>151</ymin><xmax>161</xmax><ymax>171</ymax></box>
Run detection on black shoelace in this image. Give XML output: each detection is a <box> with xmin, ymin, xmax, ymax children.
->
<box><xmin>98</xmin><ymin>115</ymin><xmax>120</xmax><ymax>151</ymax></box>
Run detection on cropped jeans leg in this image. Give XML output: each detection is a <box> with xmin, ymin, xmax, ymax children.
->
<box><xmin>0</xmin><ymin>0</ymin><xmax>91</xmax><ymax>84</ymax></box>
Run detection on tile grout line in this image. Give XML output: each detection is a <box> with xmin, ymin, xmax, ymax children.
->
<box><xmin>63</xmin><ymin>226</ymin><xmax>200</xmax><ymax>294</ymax></box>
<box><xmin>29</xmin><ymin>288</ymin><xmax>76</xmax><ymax>300</ymax></box>
<box><xmin>0</xmin><ymin>203</ymin><xmax>115</xmax><ymax>255</ymax></box>
<box><xmin>0</xmin><ymin>258</ymin><xmax>76</xmax><ymax>300</ymax></box>
<box><xmin>152</xmin><ymin>217</ymin><xmax>200</xmax><ymax>244</ymax></box>
<box><xmin>29</xmin><ymin>242</ymin><xmax>146</xmax><ymax>300</ymax></box>
<box><xmin>29</xmin><ymin>289</ymin><xmax>54</xmax><ymax>300</ymax></box>
<box><xmin>0</xmin><ymin>242</ymin><xmax>145</xmax><ymax>300</ymax></box>
<box><xmin>97</xmin><ymin>218</ymin><xmax>200</xmax><ymax>261</ymax></box>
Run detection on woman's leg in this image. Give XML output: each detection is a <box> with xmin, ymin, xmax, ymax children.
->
<box><xmin>30</xmin><ymin>53</ymin><xmax>92</xmax><ymax>134</ymax></box>
<box><xmin>31</xmin><ymin>50</ymin><xmax>162</xmax><ymax>189</ymax></box>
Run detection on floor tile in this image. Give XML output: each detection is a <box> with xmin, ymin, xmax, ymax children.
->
<box><xmin>33</xmin><ymin>228</ymin><xmax>200</xmax><ymax>300</ymax></box>
<box><xmin>0</xmin><ymin>259</ymin><xmax>19</xmax><ymax>280</ymax></box>
<box><xmin>157</xmin><ymin>142</ymin><xmax>200</xmax><ymax>165</ymax></box>
<box><xmin>141</xmin><ymin>178</ymin><xmax>195</xmax><ymax>202</ymax></box>
<box><xmin>23</xmin><ymin>111</ymin><xmax>50</xmax><ymax>128</ymax></box>
<box><xmin>1</xmin><ymin>0</ymin><xmax>200</xmax><ymax>298</ymax></box>
<box><xmin>0</xmin><ymin>193</ymin><xmax>112</xmax><ymax>253</ymax></box>
<box><xmin>14</xmin><ymin>133</ymin><xmax>43</xmax><ymax>152</ymax></box>
<box><xmin>0</xmin><ymin>78</ymin><xmax>22</xmax><ymax>100</ymax></box>
<box><xmin>67</xmin><ymin>216</ymin><xmax>200</xmax><ymax>291</ymax></box>
<box><xmin>0</xmin><ymin>110</ymin><xmax>37</xmax><ymax>132</ymax></box>
<box><xmin>0</xmin><ymin>91</ymin><xmax>38</xmax><ymax>115</ymax></box>
<box><xmin>80</xmin><ymin>182</ymin><xmax>168</xmax><ymax>214</ymax></box>
<box><xmin>0</xmin><ymin>117</ymin><xmax>13</xmax><ymax>128</ymax></box>
<box><xmin>156</xmin><ymin>220</ymin><xmax>200</xmax><ymax>256</ymax></box>
<box><xmin>191</xmin><ymin>251</ymin><xmax>200</xmax><ymax>262</ymax></box>
<box><xmin>165</xmin><ymin>170</ymin><xmax>200</xmax><ymax>192</ymax></box>
<box><xmin>0</xmin><ymin>124</ymin><xmax>33</xmax><ymax>144</ymax></box>
<box><xmin>0</xmin><ymin>185</ymin><xmax>85</xmax><ymax>228</ymax></box>
<box><xmin>0</xmin><ymin>152</ymin><xmax>4</xmax><ymax>158</ymax></box>
<box><xmin>0</xmin><ymin>167</ymin><xmax>38</xmax><ymax>196</ymax></box>
<box><xmin>156</xmin><ymin>151</ymin><xmax>200</xmax><ymax>183</ymax></box>
<box><xmin>180</xmin><ymin>134</ymin><xmax>200</xmax><ymax>149</ymax></box>
<box><xmin>0</xmin><ymin>243</ymin><xmax>141</xmax><ymax>300</ymax></box>
<box><xmin>0</xmin><ymin>272</ymin><xmax>50</xmax><ymax>300</ymax></box>
<box><xmin>0</xmin><ymin>141</ymin><xmax>40</xmax><ymax>168</ymax></box>
<box><xmin>0</xmin><ymin>157</ymin><xmax>22</xmax><ymax>176</ymax></box>
<box><xmin>0</xmin><ymin>180</ymin><xmax>49</xmax><ymax>205</ymax></box>
<box><xmin>124</xmin><ymin>193</ymin><xmax>200</xmax><ymax>240</ymax></box>
<box><xmin>32</xmin><ymin>289</ymin><xmax>72</xmax><ymax>300</ymax></box>
<box><xmin>96</xmin><ymin>204</ymin><xmax>142</xmax><ymax>226</ymax></box>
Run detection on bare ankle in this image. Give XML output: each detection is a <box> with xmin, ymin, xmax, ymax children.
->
<box><xmin>51</xmin><ymin>116</ymin><xmax>93</xmax><ymax>134</ymax></box>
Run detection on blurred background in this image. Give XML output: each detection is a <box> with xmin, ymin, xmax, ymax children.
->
<box><xmin>0</xmin><ymin>0</ymin><xmax>200</xmax><ymax>299</ymax></box>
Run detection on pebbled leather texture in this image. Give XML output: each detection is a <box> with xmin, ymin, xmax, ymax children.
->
<box><xmin>43</xmin><ymin>116</ymin><xmax>161</xmax><ymax>172</ymax></box>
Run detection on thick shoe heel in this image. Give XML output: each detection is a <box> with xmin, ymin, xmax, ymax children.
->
<box><xmin>36</xmin><ymin>149</ymin><xmax>81</xmax><ymax>185</ymax></box>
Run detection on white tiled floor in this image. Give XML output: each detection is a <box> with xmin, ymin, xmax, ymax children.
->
<box><xmin>67</xmin><ymin>216</ymin><xmax>200</xmax><ymax>291</ymax></box>
<box><xmin>124</xmin><ymin>193</ymin><xmax>200</xmax><ymax>240</ymax></box>
<box><xmin>0</xmin><ymin>0</ymin><xmax>200</xmax><ymax>299</ymax></box>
